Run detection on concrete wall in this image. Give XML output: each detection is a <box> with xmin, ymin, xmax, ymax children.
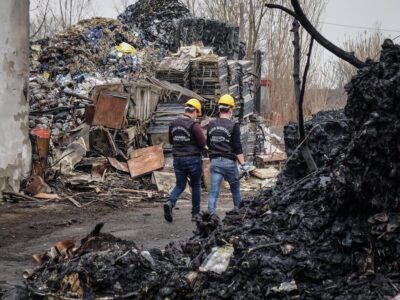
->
<box><xmin>0</xmin><ymin>0</ymin><xmax>31</xmax><ymax>195</ymax></box>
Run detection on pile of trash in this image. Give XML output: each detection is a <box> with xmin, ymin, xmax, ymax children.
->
<box><xmin>24</xmin><ymin>40</ymin><xmax>400</xmax><ymax>299</ymax></box>
<box><xmin>118</xmin><ymin>0</ymin><xmax>190</xmax><ymax>49</ymax></box>
<box><xmin>31</xmin><ymin>18</ymin><xmax>147</xmax><ymax>79</ymax></box>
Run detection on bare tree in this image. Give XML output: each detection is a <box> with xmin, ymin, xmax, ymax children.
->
<box><xmin>261</xmin><ymin>0</ymin><xmax>327</xmax><ymax>123</ymax></box>
<box><xmin>30</xmin><ymin>0</ymin><xmax>93</xmax><ymax>39</ymax></box>
<box><xmin>55</xmin><ymin>0</ymin><xmax>92</xmax><ymax>30</ymax></box>
<box><xmin>201</xmin><ymin>0</ymin><xmax>267</xmax><ymax>59</ymax></box>
<box><xmin>113</xmin><ymin>0</ymin><xmax>132</xmax><ymax>15</ymax></box>
<box><xmin>182</xmin><ymin>0</ymin><xmax>204</xmax><ymax>15</ymax></box>
<box><xmin>30</xmin><ymin>0</ymin><xmax>50</xmax><ymax>39</ymax></box>
<box><xmin>331</xmin><ymin>25</ymin><xmax>384</xmax><ymax>88</ymax></box>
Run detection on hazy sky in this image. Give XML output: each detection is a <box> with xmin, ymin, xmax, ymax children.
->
<box><xmin>94</xmin><ymin>0</ymin><xmax>400</xmax><ymax>44</ymax></box>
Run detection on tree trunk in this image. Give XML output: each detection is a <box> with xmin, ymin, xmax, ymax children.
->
<box><xmin>247</xmin><ymin>0</ymin><xmax>254</xmax><ymax>59</ymax></box>
<box><xmin>239</xmin><ymin>2</ymin><xmax>244</xmax><ymax>41</ymax></box>
<box><xmin>292</xmin><ymin>20</ymin><xmax>317</xmax><ymax>172</ymax></box>
<box><xmin>0</xmin><ymin>0</ymin><xmax>32</xmax><ymax>195</ymax></box>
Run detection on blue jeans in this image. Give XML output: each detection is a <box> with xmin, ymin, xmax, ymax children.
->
<box><xmin>169</xmin><ymin>156</ymin><xmax>202</xmax><ymax>216</ymax></box>
<box><xmin>208</xmin><ymin>157</ymin><xmax>241</xmax><ymax>214</ymax></box>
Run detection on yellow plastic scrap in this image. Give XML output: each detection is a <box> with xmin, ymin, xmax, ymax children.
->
<box><xmin>43</xmin><ymin>71</ymin><xmax>50</xmax><ymax>79</ymax></box>
<box><xmin>115</xmin><ymin>42</ymin><xmax>137</xmax><ymax>55</ymax></box>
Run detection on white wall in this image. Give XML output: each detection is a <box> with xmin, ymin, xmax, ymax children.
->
<box><xmin>0</xmin><ymin>0</ymin><xmax>31</xmax><ymax>195</ymax></box>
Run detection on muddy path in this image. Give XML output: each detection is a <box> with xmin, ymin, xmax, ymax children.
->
<box><xmin>0</xmin><ymin>193</ymin><xmax>237</xmax><ymax>286</ymax></box>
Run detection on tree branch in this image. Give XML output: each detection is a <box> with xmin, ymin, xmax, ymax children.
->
<box><xmin>299</xmin><ymin>38</ymin><xmax>314</xmax><ymax>142</ymax></box>
<box><xmin>30</xmin><ymin>0</ymin><xmax>50</xmax><ymax>39</ymax></box>
<box><xmin>290</xmin><ymin>0</ymin><xmax>364</xmax><ymax>68</ymax></box>
<box><xmin>265</xmin><ymin>3</ymin><xmax>297</xmax><ymax>18</ymax></box>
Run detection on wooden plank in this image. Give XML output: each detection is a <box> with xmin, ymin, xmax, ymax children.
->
<box><xmin>128</xmin><ymin>144</ymin><xmax>164</xmax><ymax>178</ymax></box>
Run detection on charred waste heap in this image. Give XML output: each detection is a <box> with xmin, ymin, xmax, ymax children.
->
<box><xmin>25</xmin><ymin>41</ymin><xmax>400</xmax><ymax>299</ymax></box>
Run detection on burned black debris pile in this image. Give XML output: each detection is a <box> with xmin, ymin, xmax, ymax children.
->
<box><xmin>283</xmin><ymin>109</ymin><xmax>353</xmax><ymax>181</ymax></box>
<box><xmin>118</xmin><ymin>0</ymin><xmax>190</xmax><ymax>49</ymax></box>
<box><xmin>25</xmin><ymin>31</ymin><xmax>400</xmax><ymax>300</ymax></box>
<box><xmin>175</xmin><ymin>18</ymin><xmax>242</xmax><ymax>59</ymax></box>
<box><xmin>26</xmin><ymin>223</ymin><xmax>188</xmax><ymax>299</ymax></box>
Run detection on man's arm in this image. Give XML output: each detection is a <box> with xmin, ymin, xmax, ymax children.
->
<box><xmin>168</xmin><ymin>124</ymin><xmax>173</xmax><ymax>144</ymax></box>
<box><xmin>192</xmin><ymin>123</ymin><xmax>206</xmax><ymax>149</ymax></box>
<box><xmin>232</xmin><ymin>123</ymin><xmax>245</xmax><ymax>165</ymax></box>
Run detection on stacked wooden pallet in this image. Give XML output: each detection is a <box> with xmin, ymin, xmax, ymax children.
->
<box><xmin>238</xmin><ymin>60</ymin><xmax>254</xmax><ymax>118</ymax></box>
<box><xmin>190</xmin><ymin>55</ymin><xmax>229</xmax><ymax>101</ymax></box>
<box><xmin>155</xmin><ymin>57</ymin><xmax>190</xmax><ymax>88</ymax></box>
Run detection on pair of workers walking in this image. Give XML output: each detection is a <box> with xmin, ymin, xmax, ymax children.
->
<box><xmin>163</xmin><ymin>94</ymin><xmax>250</xmax><ymax>223</ymax></box>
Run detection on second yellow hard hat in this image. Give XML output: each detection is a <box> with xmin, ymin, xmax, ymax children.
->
<box><xmin>218</xmin><ymin>94</ymin><xmax>235</xmax><ymax>109</ymax></box>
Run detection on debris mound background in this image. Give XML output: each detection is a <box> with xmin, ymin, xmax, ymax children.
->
<box><xmin>31</xmin><ymin>18</ymin><xmax>143</xmax><ymax>77</ymax></box>
<box><xmin>118</xmin><ymin>0</ymin><xmax>191</xmax><ymax>48</ymax></box>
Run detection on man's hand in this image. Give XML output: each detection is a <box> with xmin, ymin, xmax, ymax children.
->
<box><xmin>241</xmin><ymin>163</ymin><xmax>250</xmax><ymax>177</ymax></box>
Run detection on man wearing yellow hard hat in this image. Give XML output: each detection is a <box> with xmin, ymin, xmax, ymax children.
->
<box><xmin>164</xmin><ymin>98</ymin><xmax>206</xmax><ymax>222</ymax></box>
<box><xmin>207</xmin><ymin>94</ymin><xmax>250</xmax><ymax>215</ymax></box>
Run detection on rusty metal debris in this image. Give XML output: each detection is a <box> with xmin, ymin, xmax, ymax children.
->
<box><xmin>92</xmin><ymin>92</ymin><xmax>129</xmax><ymax>129</ymax></box>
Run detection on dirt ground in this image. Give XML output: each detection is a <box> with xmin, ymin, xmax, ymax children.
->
<box><xmin>0</xmin><ymin>191</ymin><xmax>242</xmax><ymax>288</ymax></box>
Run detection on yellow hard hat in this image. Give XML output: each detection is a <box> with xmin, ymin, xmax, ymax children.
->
<box><xmin>218</xmin><ymin>94</ymin><xmax>235</xmax><ymax>109</ymax></box>
<box><xmin>185</xmin><ymin>98</ymin><xmax>202</xmax><ymax>116</ymax></box>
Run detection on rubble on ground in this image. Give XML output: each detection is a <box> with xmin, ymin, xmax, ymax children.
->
<box><xmin>24</xmin><ymin>40</ymin><xmax>400</xmax><ymax>299</ymax></box>
<box><xmin>283</xmin><ymin>109</ymin><xmax>353</xmax><ymax>182</ymax></box>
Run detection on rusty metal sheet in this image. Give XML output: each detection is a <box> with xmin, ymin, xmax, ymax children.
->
<box><xmin>92</xmin><ymin>84</ymin><xmax>124</xmax><ymax>104</ymax></box>
<box><xmin>107</xmin><ymin>157</ymin><xmax>129</xmax><ymax>173</ymax></box>
<box><xmin>92</xmin><ymin>93</ymin><xmax>128</xmax><ymax>129</ymax></box>
<box><xmin>128</xmin><ymin>144</ymin><xmax>164</xmax><ymax>178</ymax></box>
<box><xmin>30</xmin><ymin>128</ymin><xmax>50</xmax><ymax>178</ymax></box>
<box><xmin>84</xmin><ymin>104</ymin><xmax>95</xmax><ymax>125</ymax></box>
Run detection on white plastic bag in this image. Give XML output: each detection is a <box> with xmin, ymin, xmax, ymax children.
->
<box><xmin>199</xmin><ymin>244</ymin><xmax>234</xmax><ymax>274</ymax></box>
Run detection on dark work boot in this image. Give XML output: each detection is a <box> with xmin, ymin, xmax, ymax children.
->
<box><xmin>163</xmin><ymin>201</ymin><xmax>173</xmax><ymax>222</ymax></box>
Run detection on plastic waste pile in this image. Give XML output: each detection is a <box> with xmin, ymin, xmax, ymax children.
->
<box><xmin>24</xmin><ymin>40</ymin><xmax>400</xmax><ymax>299</ymax></box>
<box><xmin>31</xmin><ymin>18</ymin><xmax>145</xmax><ymax>79</ymax></box>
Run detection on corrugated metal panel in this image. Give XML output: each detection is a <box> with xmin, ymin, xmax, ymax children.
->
<box><xmin>127</xmin><ymin>82</ymin><xmax>162</xmax><ymax>122</ymax></box>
